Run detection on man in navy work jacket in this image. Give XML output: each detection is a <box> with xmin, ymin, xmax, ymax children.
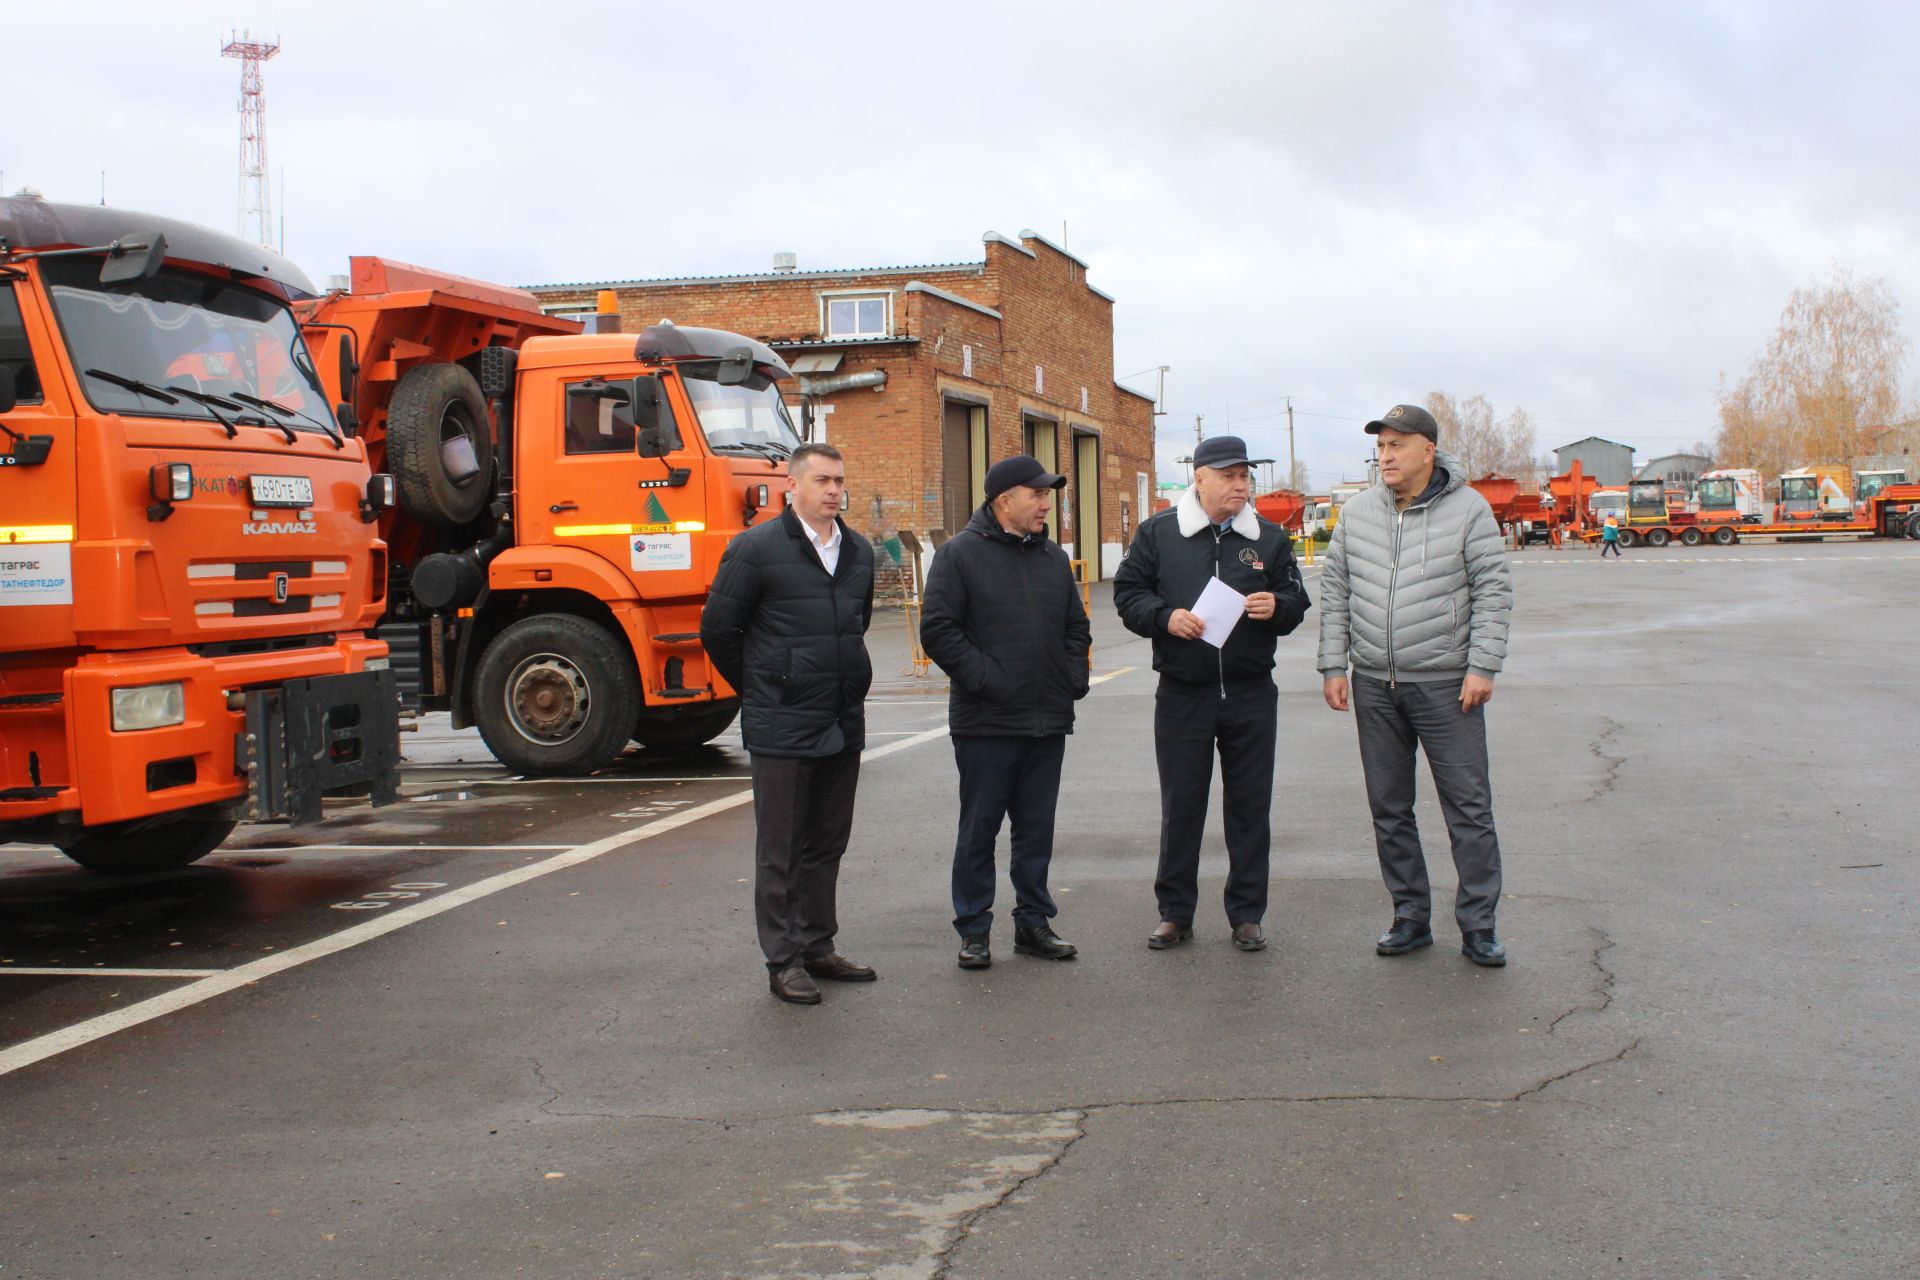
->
<box><xmin>920</xmin><ymin>454</ymin><xmax>1092</xmax><ymax>971</ymax></box>
<box><xmin>701</xmin><ymin>443</ymin><xmax>877</xmax><ymax>1006</ymax></box>
<box><xmin>1113</xmin><ymin>435</ymin><xmax>1311</xmax><ymax>953</ymax></box>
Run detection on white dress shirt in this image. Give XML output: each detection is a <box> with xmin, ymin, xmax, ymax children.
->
<box><xmin>802</xmin><ymin>517</ymin><xmax>842</xmax><ymax>575</ymax></box>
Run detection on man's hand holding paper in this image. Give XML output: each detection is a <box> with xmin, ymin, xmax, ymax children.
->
<box><xmin>1190</xmin><ymin>576</ymin><xmax>1247</xmax><ymax>648</ymax></box>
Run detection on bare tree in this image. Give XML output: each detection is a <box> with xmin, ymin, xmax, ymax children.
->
<box><xmin>1285</xmin><ymin>458</ymin><xmax>1311</xmax><ymax>492</ymax></box>
<box><xmin>1423</xmin><ymin>391</ymin><xmax>1540</xmax><ymax>480</ymax></box>
<box><xmin>1715</xmin><ymin>266</ymin><xmax>1912</xmax><ymax>481</ymax></box>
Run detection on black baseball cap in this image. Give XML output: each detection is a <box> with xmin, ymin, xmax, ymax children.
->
<box><xmin>1365</xmin><ymin>404</ymin><xmax>1439</xmax><ymax>441</ymax></box>
<box><xmin>1191</xmin><ymin>435</ymin><xmax>1273</xmax><ymax>471</ymax></box>
<box><xmin>985</xmin><ymin>454</ymin><xmax>1067</xmax><ymax>500</ymax></box>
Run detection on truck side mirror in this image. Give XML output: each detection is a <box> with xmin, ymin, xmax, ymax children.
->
<box><xmin>99</xmin><ymin>232</ymin><xmax>168</xmax><ymax>285</ymax></box>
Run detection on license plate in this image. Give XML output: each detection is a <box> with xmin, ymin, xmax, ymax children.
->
<box><xmin>249</xmin><ymin>474</ymin><xmax>313</xmax><ymax>507</ymax></box>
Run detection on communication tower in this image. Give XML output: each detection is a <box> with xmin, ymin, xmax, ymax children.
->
<box><xmin>221</xmin><ymin>29</ymin><xmax>281</xmax><ymax>248</ymax></box>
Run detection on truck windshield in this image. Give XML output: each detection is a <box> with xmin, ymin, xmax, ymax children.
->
<box><xmin>1698</xmin><ymin>478</ymin><xmax>1735</xmax><ymax>508</ymax></box>
<box><xmin>43</xmin><ymin>257</ymin><xmax>336</xmax><ymax>435</ymax></box>
<box><xmin>680</xmin><ymin>371</ymin><xmax>800</xmax><ymax>458</ymax></box>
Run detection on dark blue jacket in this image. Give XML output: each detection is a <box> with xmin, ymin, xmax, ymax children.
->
<box><xmin>920</xmin><ymin>504</ymin><xmax>1091</xmax><ymax>736</ymax></box>
<box><xmin>1113</xmin><ymin>492</ymin><xmax>1311</xmax><ymax>689</ymax></box>
<box><xmin>700</xmin><ymin>508</ymin><xmax>874</xmax><ymax>757</ymax></box>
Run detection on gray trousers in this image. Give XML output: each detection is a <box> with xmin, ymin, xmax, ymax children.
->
<box><xmin>1352</xmin><ymin>675</ymin><xmax>1503</xmax><ymax>931</ymax></box>
<box><xmin>750</xmin><ymin>747</ymin><xmax>862</xmax><ymax>970</ymax></box>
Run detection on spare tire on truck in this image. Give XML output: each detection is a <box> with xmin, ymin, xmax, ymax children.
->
<box><xmin>387</xmin><ymin>362</ymin><xmax>494</xmax><ymax>527</ymax></box>
<box><xmin>57</xmin><ymin>815</ymin><xmax>238</xmax><ymax>875</ymax></box>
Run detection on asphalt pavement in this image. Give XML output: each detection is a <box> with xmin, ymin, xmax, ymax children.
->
<box><xmin>3</xmin><ymin>540</ymin><xmax>1918</xmax><ymax>1279</ymax></box>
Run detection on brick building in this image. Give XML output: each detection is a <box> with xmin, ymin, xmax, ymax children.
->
<box><xmin>527</xmin><ymin>230</ymin><xmax>1156</xmax><ymax>583</ymax></box>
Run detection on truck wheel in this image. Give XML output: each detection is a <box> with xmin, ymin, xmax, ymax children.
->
<box><xmin>1646</xmin><ymin>528</ymin><xmax>1671</xmax><ymax>548</ymax></box>
<box><xmin>1680</xmin><ymin>527</ymin><xmax>1703</xmax><ymax>546</ymax></box>
<box><xmin>387</xmin><ymin>363</ymin><xmax>494</xmax><ymax>527</ymax></box>
<box><xmin>58</xmin><ymin>816</ymin><xmax>237</xmax><ymax>875</ymax></box>
<box><xmin>1712</xmin><ymin>526</ymin><xmax>1737</xmax><ymax>546</ymax></box>
<box><xmin>1907</xmin><ymin>513</ymin><xmax>1920</xmax><ymax>540</ymax></box>
<box><xmin>475</xmin><ymin>615</ymin><xmax>639</xmax><ymax>776</ymax></box>
<box><xmin>632</xmin><ymin>704</ymin><xmax>739</xmax><ymax>752</ymax></box>
<box><xmin>1616</xmin><ymin>529</ymin><xmax>1637</xmax><ymax>548</ymax></box>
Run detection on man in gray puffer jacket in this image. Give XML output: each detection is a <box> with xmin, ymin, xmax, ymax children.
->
<box><xmin>1317</xmin><ymin>404</ymin><xmax>1514</xmax><ymax>966</ymax></box>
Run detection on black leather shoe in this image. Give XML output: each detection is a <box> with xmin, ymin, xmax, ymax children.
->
<box><xmin>1461</xmin><ymin>929</ymin><xmax>1508</xmax><ymax>967</ymax></box>
<box><xmin>1376</xmin><ymin>918</ymin><xmax>1434</xmax><ymax>956</ymax></box>
<box><xmin>1146</xmin><ymin>921</ymin><xmax>1193</xmax><ymax>950</ymax></box>
<box><xmin>769</xmin><ymin>966</ymin><xmax>822</xmax><ymax>1004</ymax></box>
<box><xmin>1013</xmin><ymin>924</ymin><xmax>1078</xmax><ymax>960</ymax></box>
<box><xmin>1231</xmin><ymin>922</ymin><xmax>1267</xmax><ymax>952</ymax></box>
<box><xmin>957</xmin><ymin>934</ymin><xmax>991</xmax><ymax>969</ymax></box>
<box><xmin>803</xmin><ymin>952</ymin><xmax>877</xmax><ymax>982</ymax></box>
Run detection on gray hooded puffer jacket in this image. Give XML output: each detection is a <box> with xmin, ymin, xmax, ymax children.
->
<box><xmin>1316</xmin><ymin>449</ymin><xmax>1513</xmax><ymax>683</ymax></box>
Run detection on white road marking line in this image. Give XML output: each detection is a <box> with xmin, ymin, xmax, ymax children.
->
<box><xmin>1088</xmin><ymin>666</ymin><xmax>1136</xmax><ymax>686</ymax></box>
<box><xmin>0</xmin><ymin>724</ymin><xmax>950</xmax><ymax>1079</ymax></box>
<box><xmin>0</xmin><ymin>967</ymin><xmax>226</xmax><ymax>979</ymax></box>
<box><xmin>3</xmin><ymin>843</ymin><xmax>578</xmax><ymax>857</ymax></box>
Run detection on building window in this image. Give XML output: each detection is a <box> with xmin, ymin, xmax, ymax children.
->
<box><xmin>540</xmin><ymin>301</ymin><xmax>596</xmax><ymax>318</ymax></box>
<box><xmin>824</xmin><ymin>294</ymin><xmax>889</xmax><ymax>338</ymax></box>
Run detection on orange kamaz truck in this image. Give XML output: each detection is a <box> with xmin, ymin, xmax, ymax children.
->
<box><xmin>297</xmin><ymin>261</ymin><xmax>795</xmax><ymax>775</ymax></box>
<box><xmin>0</xmin><ymin>198</ymin><xmax>399</xmax><ymax>872</ymax></box>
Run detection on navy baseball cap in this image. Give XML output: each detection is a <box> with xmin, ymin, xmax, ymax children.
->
<box><xmin>985</xmin><ymin>454</ymin><xmax>1067</xmax><ymax>500</ymax></box>
<box><xmin>1365</xmin><ymin>404</ymin><xmax>1439</xmax><ymax>440</ymax></box>
<box><xmin>1191</xmin><ymin>435</ymin><xmax>1272</xmax><ymax>470</ymax></box>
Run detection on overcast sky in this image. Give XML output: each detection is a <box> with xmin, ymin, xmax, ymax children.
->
<box><xmin>10</xmin><ymin>1</ymin><xmax>1916</xmax><ymax>487</ymax></box>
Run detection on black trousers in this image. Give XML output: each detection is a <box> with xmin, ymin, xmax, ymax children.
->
<box><xmin>949</xmin><ymin>734</ymin><xmax>1066</xmax><ymax>936</ymax></box>
<box><xmin>750</xmin><ymin>747</ymin><xmax>862</xmax><ymax>971</ymax></box>
<box><xmin>1153</xmin><ymin>678</ymin><xmax>1277</xmax><ymax>926</ymax></box>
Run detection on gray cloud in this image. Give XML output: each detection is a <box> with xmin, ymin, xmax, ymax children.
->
<box><xmin>9</xmin><ymin>0</ymin><xmax>1915</xmax><ymax>486</ymax></box>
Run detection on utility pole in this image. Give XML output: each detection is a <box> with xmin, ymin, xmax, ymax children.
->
<box><xmin>1286</xmin><ymin>397</ymin><xmax>1296</xmax><ymax>490</ymax></box>
<box><xmin>1195</xmin><ymin>414</ymin><xmax>1204</xmax><ymax>446</ymax></box>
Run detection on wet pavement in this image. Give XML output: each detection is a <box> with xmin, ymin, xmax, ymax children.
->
<box><xmin>3</xmin><ymin>542</ymin><xmax>1918</xmax><ymax>1278</ymax></box>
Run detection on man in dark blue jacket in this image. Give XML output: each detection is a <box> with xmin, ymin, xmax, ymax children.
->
<box><xmin>701</xmin><ymin>443</ymin><xmax>876</xmax><ymax>1005</ymax></box>
<box><xmin>920</xmin><ymin>455</ymin><xmax>1091</xmax><ymax>970</ymax></box>
<box><xmin>1113</xmin><ymin>436</ymin><xmax>1311</xmax><ymax>952</ymax></box>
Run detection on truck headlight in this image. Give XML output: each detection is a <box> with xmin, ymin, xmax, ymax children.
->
<box><xmin>150</xmin><ymin>462</ymin><xmax>193</xmax><ymax>503</ymax></box>
<box><xmin>110</xmin><ymin>682</ymin><xmax>186</xmax><ymax>731</ymax></box>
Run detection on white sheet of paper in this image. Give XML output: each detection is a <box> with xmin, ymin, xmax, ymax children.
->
<box><xmin>1191</xmin><ymin>576</ymin><xmax>1247</xmax><ymax>648</ymax></box>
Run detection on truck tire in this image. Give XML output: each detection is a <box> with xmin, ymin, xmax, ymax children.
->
<box><xmin>1680</xmin><ymin>527</ymin><xmax>1703</xmax><ymax>546</ymax></box>
<box><xmin>475</xmin><ymin>614</ymin><xmax>639</xmax><ymax>776</ymax></box>
<box><xmin>1616</xmin><ymin>529</ymin><xmax>1637</xmax><ymax>548</ymax></box>
<box><xmin>1712</xmin><ymin>526</ymin><xmax>1737</xmax><ymax>546</ymax></box>
<box><xmin>1907</xmin><ymin>513</ymin><xmax>1920</xmax><ymax>540</ymax></box>
<box><xmin>387</xmin><ymin>363</ymin><xmax>494</xmax><ymax>527</ymax></box>
<box><xmin>58</xmin><ymin>816</ymin><xmax>237</xmax><ymax>875</ymax></box>
<box><xmin>632</xmin><ymin>704</ymin><xmax>739</xmax><ymax>752</ymax></box>
<box><xmin>1646</xmin><ymin>528</ymin><xmax>1671</xmax><ymax>548</ymax></box>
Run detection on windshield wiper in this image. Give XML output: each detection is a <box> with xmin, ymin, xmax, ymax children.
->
<box><xmin>84</xmin><ymin>368</ymin><xmax>181</xmax><ymax>406</ymax></box>
<box><xmin>714</xmin><ymin>440</ymin><xmax>787</xmax><ymax>462</ymax></box>
<box><xmin>162</xmin><ymin>385</ymin><xmax>263</xmax><ymax>439</ymax></box>
<box><xmin>230</xmin><ymin>391</ymin><xmax>343</xmax><ymax>449</ymax></box>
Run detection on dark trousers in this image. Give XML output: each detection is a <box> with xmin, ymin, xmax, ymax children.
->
<box><xmin>750</xmin><ymin>747</ymin><xmax>862</xmax><ymax>971</ymax></box>
<box><xmin>1600</xmin><ymin>538</ymin><xmax>1621</xmax><ymax>556</ymax></box>
<box><xmin>950</xmin><ymin>734</ymin><xmax>1066</xmax><ymax>936</ymax></box>
<box><xmin>1152</xmin><ymin>679</ymin><xmax>1277</xmax><ymax>927</ymax></box>
<box><xmin>1352</xmin><ymin>674</ymin><xmax>1503</xmax><ymax>932</ymax></box>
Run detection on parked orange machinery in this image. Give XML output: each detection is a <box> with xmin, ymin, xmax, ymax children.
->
<box><xmin>296</xmin><ymin>260</ymin><xmax>800</xmax><ymax>774</ymax></box>
<box><xmin>0</xmin><ymin>199</ymin><xmax>399</xmax><ymax>873</ymax></box>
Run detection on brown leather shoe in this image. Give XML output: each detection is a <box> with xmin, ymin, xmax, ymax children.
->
<box><xmin>1146</xmin><ymin>921</ymin><xmax>1194</xmax><ymax>950</ymax></box>
<box><xmin>1232</xmin><ymin>922</ymin><xmax>1267</xmax><ymax>952</ymax></box>
<box><xmin>769</xmin><ymin>966</ymin><xmax>822</xmax><ymax>1005</ymax></box>
<box><xmin>803</xmin><ymin>952</ymin><xmax>877</xmax><ymax>982</ymax></box>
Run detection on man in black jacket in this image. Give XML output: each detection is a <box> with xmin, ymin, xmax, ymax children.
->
<box><xmin>701</xmin><ymin>443</ymin><xmax>877</xmax><ymax>1005</ymax></box>
<box><xmin>1113</xmin><ymin>435</ymin><xmax>1311</xmax><ymax>952</ymax></box>
<box><xmin>920</xmin><ymin>455</ymin><xmax>1092</xmax><ymax>970</ymax></box>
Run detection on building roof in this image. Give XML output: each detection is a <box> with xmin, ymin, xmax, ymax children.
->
<box><xmin>1553</xmin><ymin>435</ymin><xmax>1635</xmax><ymax>453</ymax></box>
<box><xmin>904</xmin><ymin>280</ymin><xmax>1001</xmax><ymax>320</ymax></box>
<box><xmin>525</xmin><ymin>263</ymin><xmax>983</xmax><ymax>292</ymax></box>
<box><xmin>766</xmin><ymin>335</ymin><xmax>921</xmax><ymax>350</ymax></box>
